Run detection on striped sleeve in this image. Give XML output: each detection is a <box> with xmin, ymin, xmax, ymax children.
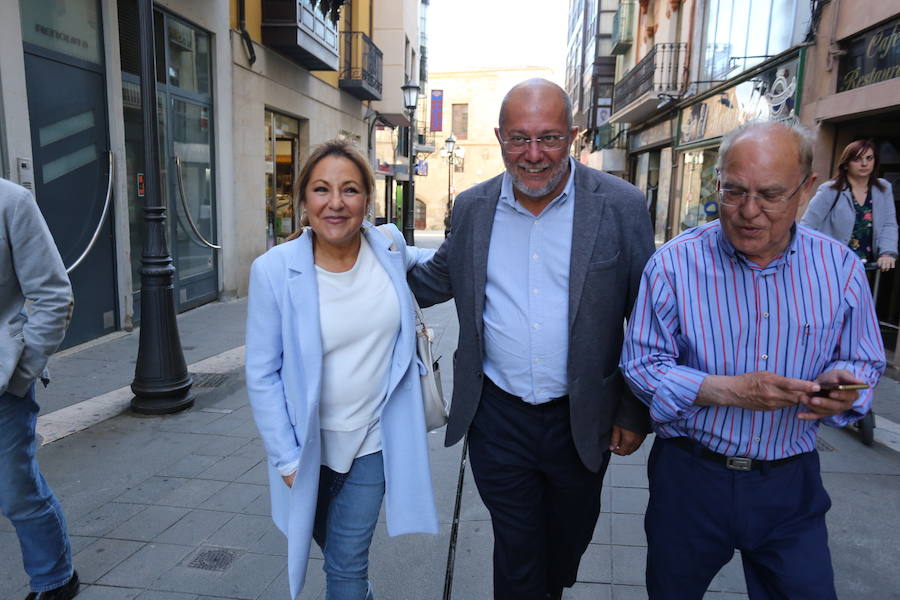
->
<box><xmin>620</xmin><ymin>256</ymin><xmax>707</xmax><ymax>424</ymax></box>
<box><xmin>819</xmin><ymin>259</ymin><xmax>886</xmax><ymax>427</ymax></box>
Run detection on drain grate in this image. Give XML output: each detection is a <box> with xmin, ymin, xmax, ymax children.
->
<box><xmin>816</xmin><ymin>438</ymin><xmax>836</xmax><ymax>452</ymax></box>
<box><xmin>187</xmin><ymin>547</ymin><xmax>239</xmax><ymax>572</ymax></box>
<box><xmin>193</xmin><ymin>372</ymin><xmax>229</xmax><ymax>388</ymax></box>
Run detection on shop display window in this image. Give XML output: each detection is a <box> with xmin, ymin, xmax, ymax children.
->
<box><xmin>678</xmin><ymin>148</ymin><xmax>719</xmax><ymax>233</ymax></box>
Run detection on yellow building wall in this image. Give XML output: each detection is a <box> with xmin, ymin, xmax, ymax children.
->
<box><xmin>229</xmin><ymin>0</ymin><xmax>261</xmax><ymax>39</ymax></box>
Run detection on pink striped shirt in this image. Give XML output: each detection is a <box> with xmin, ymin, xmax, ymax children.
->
<box><xmin>620</xmin><ymin>221</ymin><xmax>885</xmax><ymax>459</ymax></box>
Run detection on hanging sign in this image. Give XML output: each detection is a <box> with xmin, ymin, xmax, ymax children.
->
<box><xmin>431</xmin><ymin>90</ymin><xmax>443</xmax><ymax>132</ymax></box>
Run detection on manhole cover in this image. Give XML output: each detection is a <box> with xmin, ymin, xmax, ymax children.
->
<box><xmin>816</xmin><ymin>438</ymin><xmax>836</xmax><ymax>452</ymax></box>
<box><xmin>187</xmin><ymin>548</ymin><xmax>239</xmax><ymax>571</ymax></box>
<box><xmin>193</xmin><ymin>373</ymin><xmax>229</xmax><ymax>388</ymax></box>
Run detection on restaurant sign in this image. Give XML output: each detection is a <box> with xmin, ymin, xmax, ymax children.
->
<box><xmin>838</xmin><ymin>17</ymin><xmax>900</xmax><ymax>92</ymax></box>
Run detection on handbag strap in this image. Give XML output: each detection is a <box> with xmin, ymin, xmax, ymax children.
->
<box><xmin>374</xmin><ymin>225</ymin><xmax>430</xmax><ymax>331</ymax></box>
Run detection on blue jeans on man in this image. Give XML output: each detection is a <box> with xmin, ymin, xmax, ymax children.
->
<box><xmin>0</xmin><ymin>385</ymin><xmax>74</xmax><ymax>593</ymax></box>
<box><xmin>313</xmin><ymin>451</ymin><xmax>385</xmax><ymax>600</ymax></box>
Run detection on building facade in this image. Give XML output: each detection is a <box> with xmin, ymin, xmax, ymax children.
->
<box><xmin>1</xmin><ymin>0</ymin><xmax>427</xmax><ymax>349</ymax></box>
<box><xmin>583</xmin><ymin>0</ymin><xmax>900</xmax><ymax>359</ymax></box>
<box><xmin>800</xmin><ymin>1</ymin><xmax>900</xmax><ymax>362</ymax></box>
<box><xmin>415</xmin><ymin>66</ymin><xmax>557</xmax><ymax>231</ymax></box>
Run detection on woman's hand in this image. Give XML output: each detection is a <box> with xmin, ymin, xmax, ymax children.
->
<box><xmin>282</xmin><ymin>472</ymin><xmax>296</xmax><ymax>488</ymax></box>
<box><xmin>877</xmin><ymin>254</ymin><xmax>896</xmax><ymax>271</ymax></box>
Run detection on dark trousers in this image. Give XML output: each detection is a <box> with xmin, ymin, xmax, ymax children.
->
<box><xmin>468</xmin><ymin>378</ymin><xmax>609</xmax><ymax>600</ymax></box>
<box><xmin>645</xmin><ymin>437</ymin><xmax>837</xmax><ymax>600</ymax></box>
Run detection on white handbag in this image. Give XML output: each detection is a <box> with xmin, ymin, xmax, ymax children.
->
<box><xmin>375</xmin><ymin>225</ymin><xmax>449</xmax><ymax>431</ymax></box>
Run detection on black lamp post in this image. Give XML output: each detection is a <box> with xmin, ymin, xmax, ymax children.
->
<box><xmin>401</xmin><ymin>81</ymin><xmax>420</xmax><ymax>245</ymax></box>
<box><xmin>444</xmin><ymin>134</ymin><xmax>457</xmax><ymax>238</ymax></box>
<box><xmin>130</xmin><ymin>0</ymin><xmax>194</xmax><ymax>415</ymax></box>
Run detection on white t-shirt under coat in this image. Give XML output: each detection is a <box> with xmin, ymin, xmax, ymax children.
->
<box><xmin>315</xmin><ymin>236</ymin><xmax>400</xmax><ymax>473</ymax></box>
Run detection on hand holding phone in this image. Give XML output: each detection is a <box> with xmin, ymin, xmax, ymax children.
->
<box><xmin>813</xmin><ymin>383</ymin><xmax>868</xmax><ymax>396</ymax></box>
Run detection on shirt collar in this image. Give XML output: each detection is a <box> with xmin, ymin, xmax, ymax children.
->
<box><xmin>499</xmin><ymin>157</ymin><xmax>577</xmax><ymax>214</ymax></box>
<box><xmin>716</xmin><ymin>221</ymin><xmax>801</xmax><ymax>270</ymax></box>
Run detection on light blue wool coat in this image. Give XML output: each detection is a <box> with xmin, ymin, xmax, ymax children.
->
<box><xmin>801</xmin><ymin>178</ymin><xmax>898</xmax><ymax>258</ymax></box>
<box><xmin>245</xmin><ymin>223</ymin><xmax>438</xmax><ymax>599</ymax></box>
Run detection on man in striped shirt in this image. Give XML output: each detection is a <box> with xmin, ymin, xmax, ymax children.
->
<box><xmin>620</xmin><ymin>121</ymin><xmax>885</xmax><ymax>599</ymax></box>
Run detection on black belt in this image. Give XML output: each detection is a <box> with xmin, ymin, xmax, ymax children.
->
<box><xmin>484</xmin><ymin>376</ymin><xmax>569</xmax><ymax>408</ymax></box>
<box><xmin>666</xmin><ymin>436</ymin><xmax>808</xmax><ymax>471</ymax></box>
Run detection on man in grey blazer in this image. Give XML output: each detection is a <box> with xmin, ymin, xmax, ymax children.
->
<box><xmin>1</xmin><ymin>178</ymin><xmax>78</xmax><ymax>599</ymax></box>
<box><xmin>409</xmin><ymin>79</ymin><xmax>655</xmax><ymax>599</ymax></box>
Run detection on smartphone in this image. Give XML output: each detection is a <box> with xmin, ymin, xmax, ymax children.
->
<box><xmin>815</xmin><ymin>383</ymin><xmax>869</xmax><ymax>393</ymax></box>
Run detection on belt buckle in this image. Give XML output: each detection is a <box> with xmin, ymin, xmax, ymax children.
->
<box><xmin>726</xmin><ymin>456</ymin><xmax>753</xmax><ymax>471</ymax></box>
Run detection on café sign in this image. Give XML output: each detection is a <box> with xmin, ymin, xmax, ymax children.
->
<box><xmin>838</xmin><ymin>17</ymin><xmax>900</xmax><ymax>92</ymax></box>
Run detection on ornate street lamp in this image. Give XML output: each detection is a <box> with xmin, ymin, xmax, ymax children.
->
<box><xmin>130</xmin><ymin>0</ymin><xmax>193</xmax><ymax>414</ymax></box>
<box><xmin>401</xmin><ymin>81</ymin><xmax>420</xmax><ymax>245</ymax></box>
<box><xmin>444</xmin><ymin>134</ymin><xmax>457</xmax><ymax>238</ymax></box>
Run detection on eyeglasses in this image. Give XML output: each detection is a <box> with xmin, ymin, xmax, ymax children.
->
<box><xmin>498</xmin><ymin>134</ymin><xmax>569</xmax><ymax>152</ymax></box>
<box><xmin>718</xmin><ymin>174</ymin><xmax>809</xmax><ymax>213</ymax></box>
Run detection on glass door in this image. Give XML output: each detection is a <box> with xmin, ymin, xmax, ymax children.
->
<box><xmin>264</xmin><ymin>110</ymin><xmax>300</xmax><ymax>247</ymax></box>
<box><xmin>168</xmin><ymin>95</ymin><xmax>217</xmax><ymax>307</ymax></box>
<box><xmin>120</xmin><ymin>7</ymin><xmax>217</xmax><ymax>318</ymax></box>
<box><xmin>21</xmin><ymin>0</ymin><xmax>118</xmax><ymax>348</ymax></box>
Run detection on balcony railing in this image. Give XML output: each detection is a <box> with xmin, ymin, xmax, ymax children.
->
<box><xmin>612</xmin><ymin>43</ymin><xmax>686</xmax><ymax>112</ymax></box>
<box><xmin>611</xmin><ymin>1</ymin><xmax>635</xmax><ymax>55</ymax></box>
<box><xmin>339</xmin><ymin>31</ymin><xmax>383</xmax><ymax>101</ymax></box>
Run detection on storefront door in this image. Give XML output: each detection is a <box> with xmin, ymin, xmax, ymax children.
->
<box><xmin>265</xmin><ymin>110</ymin><xmax>301</xmax><ymax>247</ymax></box>
<box><xmin>120</xmin><ymin>8</ymin><xmax>217</xmax><ymax>320</ymax></box>
<box><xmin>21</xmin><ymin>0</ymin><xmax>118</xmax><ymax>348</ymax></box>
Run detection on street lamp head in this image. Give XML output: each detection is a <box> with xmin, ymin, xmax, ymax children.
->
<box><xmin>401</xmin><ymin>81</ymin><xmax>420</xmax><ymax>112</ymax></box>
<box><xmin>446</xmin><ymin>134</ymin><xmax>456</xmax><ymax>154</ymax></box>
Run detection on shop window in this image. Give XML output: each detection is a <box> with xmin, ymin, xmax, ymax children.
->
<box><xmin>678</xmin><ymin>148</ymin><xmax>719</xmax><ymax>233</ymax></box>
<box><xmin>21</xmin><ymin>0</ymin><xmax>102</xmax><ymax>64</ymax></box>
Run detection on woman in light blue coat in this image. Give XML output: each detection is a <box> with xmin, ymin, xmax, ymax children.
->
<box><xmin>801</xmin><ymin>139</ymin><xmax>898</xmax><ymax>271</ymax></box>
<box><xmin>245</xmin><ymin>140</ymin><xmax>438</xmax><ymax>600</ymax></box>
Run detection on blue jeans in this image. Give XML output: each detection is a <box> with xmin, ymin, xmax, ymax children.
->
<box><xmin>0</xmin><ymin>385</ymin><xmax>73</xmax><ymax>593</ymax></box>
<box><xmin>313</xmin><ymin>451</ymin><xmax>385</xmax><ymax>600</ymax></box>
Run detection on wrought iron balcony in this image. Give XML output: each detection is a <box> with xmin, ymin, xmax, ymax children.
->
<box><xmin>339</xmin><ymin>31</ymin><xmax>383</xmax><ymax>101</ymax></box>
<box><xmin>611</xmin><ymin>0</ymin><xmax>635</xmax><ymax>55</ymax></box>
<box><xmin>261</xmin><ymin>0</ymin><xmax>339</xmax><ymax>71</ymax></box>
<box><xmin>611</xmin><ymin>43</ymin><xmax>686</xmax><ymax>122</ymax></box>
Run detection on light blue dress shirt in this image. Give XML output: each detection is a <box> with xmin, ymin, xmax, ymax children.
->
<box><xmin>483</xmin><ymin>158</ymin><xmax>576</xmax><ymax>404</ymax></box>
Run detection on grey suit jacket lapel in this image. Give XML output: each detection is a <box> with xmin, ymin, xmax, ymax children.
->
<box><xmin>473</xmin><ymin>179</ymin><xmax>502</xmax><ymax>340</ymax></box>
<box><xmin>569</xmin><ymin>164</ymin><xmax>605</xmax><ymax>332</ymax></box>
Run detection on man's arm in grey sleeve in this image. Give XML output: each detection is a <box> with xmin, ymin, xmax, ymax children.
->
<box><xmin>8</xmin><ymin>189</ymin><xmax>73</xmax><ymax>394</ymax></box>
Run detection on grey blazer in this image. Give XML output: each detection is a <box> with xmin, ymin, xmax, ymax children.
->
<box><xmin>801</xmin><ymin>178</ymin><xmax>898</xmax><ymax>258</ymax></box>
<box><xmin>0</xmin><ymin>178</ymin><xmax>72</xmax><ymax>397</ymax></box>
<box><xmin>409</xmin><ymin>162</ymin><xmax>655</xmax><ymax>472</ymax></box>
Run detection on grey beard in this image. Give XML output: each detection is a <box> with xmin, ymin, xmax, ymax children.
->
<box><xmin>507</xmin><ymin>161</ymin><xmax>568</xmax><ymax>199</ymax></box>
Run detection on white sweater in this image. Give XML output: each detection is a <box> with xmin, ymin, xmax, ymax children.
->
<box><xmin>315</xmin><ymin>237</ymin><xmax>400</xmax><ymax>473</ymax></box>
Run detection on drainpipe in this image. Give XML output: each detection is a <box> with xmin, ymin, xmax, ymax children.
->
<box><xmin>825</xmin><ymin>0</ymin><xmax>844</xmax><ymax>72</ymax></box>
<box><xmin>239</xmin><ymin>0</ymin><xmax>257</xmax><ymax>66</ymax></box>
